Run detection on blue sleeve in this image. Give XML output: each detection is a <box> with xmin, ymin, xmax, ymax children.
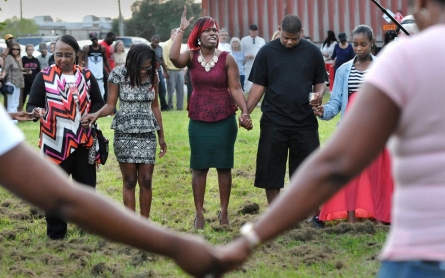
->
<box><xmin>348</xmin><ymin>45</ymin><xmax>355</xmax><ymax>60</ymax></box>
<box><xmin>331</xmin><ymin>44</ymin><xmax>339</xmax><ymax>60</ymax></box>
<box><xmin>321</xmin><ymin>66</ymin><xmax>346</xmax><ymax>120</ymax></box>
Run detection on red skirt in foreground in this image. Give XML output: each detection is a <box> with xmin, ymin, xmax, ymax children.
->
<box><xmin>318</xmin><ymin>93</ymin><xmax>394</xmax><ymax>222</ymax></box>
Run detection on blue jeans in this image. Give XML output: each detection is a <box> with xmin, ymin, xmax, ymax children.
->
<box><xmin>378</xmin><ymin>261</ymin><xmax>445</xmax><ymax>278</ymax></box>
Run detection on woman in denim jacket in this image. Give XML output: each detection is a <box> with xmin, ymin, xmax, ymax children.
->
<box><xmin>314</xmin><ymin>25</ymin><xmax>393</xmax><ymax>224</ymax></box>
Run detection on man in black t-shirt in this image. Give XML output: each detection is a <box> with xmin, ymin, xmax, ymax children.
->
<box><xmin>247</xmin><ymin>15</ymin><xmax>326</xmax><ymax>205</ymax></box>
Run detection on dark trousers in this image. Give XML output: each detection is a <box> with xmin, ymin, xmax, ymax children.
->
<box><xmin>158</xmin><ymin>70</ymin><xmax>169</xmax><ymax>110</ymax></box>
<box><xmin>46</xmin><ymin>146</ymin><xmax>96</xmax><ymax>240</ymax></box>
<box><xmin>254</xmin><ymin>122</ymin><xmax>320</xmax><ymax>189</ymax></box>
<box><xmin>23</xmin><ymin>81</ymin><xmax>33</xmax><ymax>106</ymax></box>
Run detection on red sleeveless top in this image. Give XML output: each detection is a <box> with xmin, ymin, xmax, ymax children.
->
<box><xmin>187</xmin><ymin>50</ymin><xmax>237</xmax><ymax>122</ymax></box>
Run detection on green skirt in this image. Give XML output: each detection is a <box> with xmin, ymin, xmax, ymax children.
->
<box><xmin>188</xmin><ymin>115</ymin><xmax>238</xmax><ymax>169</ymax></box>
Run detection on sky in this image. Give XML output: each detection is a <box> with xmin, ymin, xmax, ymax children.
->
<box><xmin>0</xmin><ymin>0</ymin><xmax>138</xmax><ymax>22</ymax></box>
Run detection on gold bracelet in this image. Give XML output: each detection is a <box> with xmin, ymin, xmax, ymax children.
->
<box><xmin>242</xmin><ymin>113</ymin><xmax>250</xmax><ymax>116</ymax></box>
<box><xmin>176</xmin><ymin>28</ymin><xmax>185</xmax><ymax>33</ymax></box>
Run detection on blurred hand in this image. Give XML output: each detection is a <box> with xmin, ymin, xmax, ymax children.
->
<box><xmin>12</xmin><ymin>111</ymin><xmax>33</xmax><ymax>121</ymax></box>
<box><xmin>309</xmin><ymin>92</ymin><xmax>322</xmax><ymax>107</ymax></box>
<box><xmin>179</xmin><ymin>6</ymin><xmax>194</xmax><ymax>31</ymax></box>
<box><xmin>173</xmin><ymin>235</ymin><xmax>222</xmax><ymax>278</ymax></box>
<box><xmin>158</xmin><ymin>137</ymin><xmax>167</xmax><ymax>158</ymax></box>
<box><xmin>313</xmin><ymin>105</ymin><xmax>324</xmax><ymax>117</ymax></box>
<box><xmin>32</xmin><ymin>107</ymin><xmax>46</xmax><ymax>120</ymax></box>
<box><xmin>238</xmin><ymin>114</ymin><xmax>253</xmax><ymax>130</ymax></box>
<box><xmin>80</xmin><ymin>113</ymin><xmax>98</xmax><ymax>129</ymax></box>
<box><xmin>214</xmin><ymin>238</ymin><xmax>251</xmax><ymax>275</ymax></box>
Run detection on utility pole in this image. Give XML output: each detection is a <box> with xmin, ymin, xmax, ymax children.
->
<box><xmin>20</xmin><ymin>0</ymin><xmax>23</xmax><ymax>19</ymax></box>
<box><xmin>118</xmin><ymin>0</ymin><xmax>124</xmax><ymax>36</ymax></box>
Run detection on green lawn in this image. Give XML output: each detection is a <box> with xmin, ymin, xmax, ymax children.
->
<box><xmin>0</xmin><ymin>94</ymin><xmax>388</xmax><ymax>277</ymax></box>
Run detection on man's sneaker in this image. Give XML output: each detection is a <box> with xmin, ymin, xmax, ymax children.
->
<box><xmin>309</xmin><ymin>216</ymin><xmax>325</xmax><ymax>229</ymax></box>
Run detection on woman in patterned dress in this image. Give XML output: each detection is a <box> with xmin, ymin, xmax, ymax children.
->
<box><xmin>169</xmin><ymin>7</ymin><xmax>252</xmax><ymax>229</ymax></box>
<box><xmin>82</xmin><ymin>44</ymin><xmax>166</xmax><ymax>219</ymax></box>
<box><xmin>27</xmin><ymin>35</ymin><xmax>105</xmax><ymax>239</ymax></box>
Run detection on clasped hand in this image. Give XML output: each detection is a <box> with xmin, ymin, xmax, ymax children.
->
<box><xmin>80</xmin><ymin>113</ymin><xmax>98</xmax><ymax>129</ymax></box>
<box><xmin>174</xmin><ymin>236</ymin><xmax>251</xmax><ymax>277</ymax></box>
<box><xmin>309</xmin><ymin>93</ymin><xmax>323</xmax><ymax>117</ymax></box>
<box><xmin>238</xmin><ymin>114</ymin><xmax>253</xmax><ymax>130</ymax></box>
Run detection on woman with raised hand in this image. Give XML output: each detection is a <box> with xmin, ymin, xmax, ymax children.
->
<box><xmin>82</xmin><ymin>44</ymin><xmax>166</xmax><ymax>219</ymax></box>
<box><xmin>214</xmin><ymin>0</ymin><xmax>445</xmax><ymax>277</ymax></box>
<box><xmin>170</xmin><ymin>6</ymin><xmax>252</xmax><ymax>230</ymax></box>
<box><xmin>26</xmin><ymin>35</ymin><xmax>105</xmax><ymax>240</ymax></box>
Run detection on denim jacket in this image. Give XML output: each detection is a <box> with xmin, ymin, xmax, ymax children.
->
<box><xmin>320</xmin><ymin>55</ymin><xmax>376</xmax><ymax>122</ymax></box>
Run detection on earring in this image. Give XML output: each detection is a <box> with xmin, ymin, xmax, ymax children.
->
<box><xmin>197</xmin><ymin>39</ymin><xmax>201</xmax><ymax>45</ymax></box>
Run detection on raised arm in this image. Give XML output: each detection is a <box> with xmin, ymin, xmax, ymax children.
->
<box><xmin>169</xmin><ymin>6</ymin><xmax>194</xmax><ymax>68</ymax></box>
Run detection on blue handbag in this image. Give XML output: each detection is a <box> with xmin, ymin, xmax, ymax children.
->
<box><xmin>1</xmin><ymin>83</ymin><xmax>14</xmax><ymax>95</ymax></box>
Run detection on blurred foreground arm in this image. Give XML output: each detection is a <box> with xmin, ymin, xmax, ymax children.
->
<box><xmin>0</xmin><ymin>143</ymin><xmax>220</xmax><ymax>277</ymax></box>
<box><xmin>216</xmin><ymin>83</ymin><xmax>401</xmax><ymax>273</ymax></box>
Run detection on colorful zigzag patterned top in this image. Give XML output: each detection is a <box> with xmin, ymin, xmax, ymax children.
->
<box><xmin>27</xmin><ymin>65</ymin><xmax>105</xmax><ymax>165</ymax></box>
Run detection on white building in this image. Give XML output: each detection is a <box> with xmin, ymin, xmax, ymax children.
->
<box><xmin>33</xmin><ymin>15</ymin><xmax>112</xmax><ymax>41</ymax></box>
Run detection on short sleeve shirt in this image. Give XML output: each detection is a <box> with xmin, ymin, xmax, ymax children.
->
<box><xmin>249</xmin><ymin>39</ymin><xmax>326</xmax><ymax>129</ymax></box>
<box><xmin>0</xmin><ymin>106</ymin><xmax>24</xmax><ymax>156</ymax></box>
<box><xmin>108</xmin><ymin>66</ymin><xmax>160</xmax><ymax>133</ymax></box>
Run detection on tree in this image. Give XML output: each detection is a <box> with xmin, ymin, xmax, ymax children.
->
<box><xmin>0</xmin><ymin>16</ymin><xmax>39</xmax><ymax>37</ymax></box>
<box><xmin>112</xmin><ymin>0</ymin><xmax>201</xmax><ymax>42</ymax></box>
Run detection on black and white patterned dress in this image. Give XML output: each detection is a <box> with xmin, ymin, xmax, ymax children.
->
<box><xmin>109</xmin><ymin>66</ymin><xmax>160</xmax><ymax>164</ymax></box>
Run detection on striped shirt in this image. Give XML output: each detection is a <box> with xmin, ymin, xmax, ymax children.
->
<box><xmin>348</xmin><ymin>65</ymin><xmax>368</xmax><ymax>94</ymax></box>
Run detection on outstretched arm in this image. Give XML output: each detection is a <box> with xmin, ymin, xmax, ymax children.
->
<box><xmin>216</xmin><ymin>83</ymin><xmax>401</xmax><ymax>273</ymax></box>
<box><xmin>0</xmin><ymin>142</ymin><xmax>220</xmax><ymax>277</ymax></box>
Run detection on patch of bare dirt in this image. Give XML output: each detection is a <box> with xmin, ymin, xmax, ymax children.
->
<box><xmin>324</xmin><ymin>220</ymin><xmax>376</xmax><ymax>235</ymax></box>
<box><xmin>0</xmin><ymin>230</ymin><xmax>16</xmax><ymax>240</ymax></box>
<box><xmin>239</xmin><ymin>202</ymin><xmax>260</xmax><ymax>215</ymax></box>
<box><xmin>130</xmin><ymin>251</ymin><xmax>156</xmax><ymax>267</ymax></box>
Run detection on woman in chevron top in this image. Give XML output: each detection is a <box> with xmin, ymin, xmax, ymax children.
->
<box><xmin>27</xmin><ymin>35</ymin><xmax>105</xmax><ymax>240</ymax></box>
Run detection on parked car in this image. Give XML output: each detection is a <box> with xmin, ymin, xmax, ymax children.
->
<box><xmin>16</xmin><ymin>35</ymin><xmax>59</xmax><ymax>48</ymax></box>
<box><xmin>116</xmin><ymin>36</ymin><xmax>150</xmax><ymax>51</ymax></box>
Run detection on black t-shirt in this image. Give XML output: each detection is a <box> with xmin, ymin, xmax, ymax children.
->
<box><xmin>249</xmin><ymin>39</ymin><xmax>326</xmax><ymax>129</ymax></box>
<box><xmin>22</xmin><ymin>56</ymin><xmax>41</xmax><ymax>83</ymax></box>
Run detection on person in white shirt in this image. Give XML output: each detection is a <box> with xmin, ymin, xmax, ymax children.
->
<box><xmin>217</xmin><ymin>28</ymin><xmax>232</xmax><ymax>53</ymax></box>
<box><xmin>320</xmin><ymin>30</ymin><xmax>338</xmax><ymax>63</ymax></box>
<box><xmin>241</xmin><ymin>24</ymin><xmax>265</xmax><ymax>92</ymax></box>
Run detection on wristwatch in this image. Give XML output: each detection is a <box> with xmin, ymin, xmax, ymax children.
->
<box><xmin>240</xmin><ymin>222</ymin><xmax>261</xmax><ymax>251</ymax></box>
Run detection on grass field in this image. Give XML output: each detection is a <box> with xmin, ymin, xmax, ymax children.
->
<box><xmin>0</xmin><ymin>94</ymin><xmax>388</xmax><ymax>277</ymax></box>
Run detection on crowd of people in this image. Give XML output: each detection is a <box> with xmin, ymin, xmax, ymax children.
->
<box><xmin>2</xmin><ymin>0</ymin><xmax>445</xmax><ymax>276</ymax></box>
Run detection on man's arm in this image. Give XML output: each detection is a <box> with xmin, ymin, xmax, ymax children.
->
<box><xmin>80</xmin><ymin>46</ymin><xmax>88</xmax><ymax>68</ymax></box>
<box><xmin>246</xmin><ymin>83</ymin><xmax>266</xmax><ymax>113</ymax></box>
<box><xmin>101</xmin><ymin>45</ymin><xmax>111</xmax><ymax>73</ymax></box>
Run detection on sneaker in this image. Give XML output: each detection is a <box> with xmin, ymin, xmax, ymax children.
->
<box><xmin>308</xmin><ymin>216</ymin><xmax>325</xmax><ymax>229</ymax></box>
